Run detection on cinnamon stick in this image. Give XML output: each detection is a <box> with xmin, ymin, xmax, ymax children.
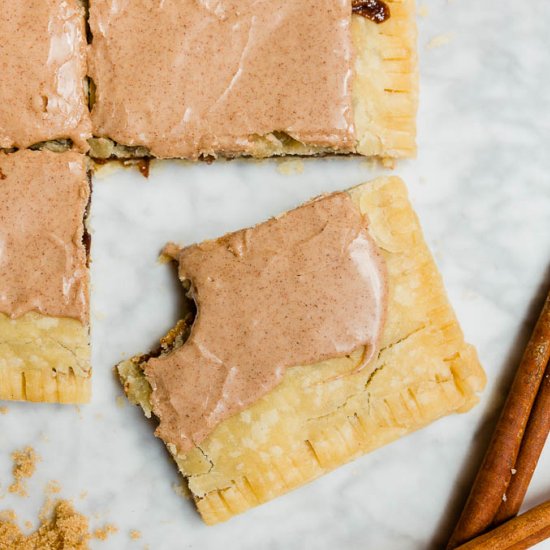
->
<box><xmin>454</xmin><ymin>500</ymin><xmax>550</xmax><ymax>550</ymax></box>
<box><xmin>493</xmin><ymin>361</ymin><xmax>550</xmax><ymax>524</ymax></box>
<box><xmin>447</xmin><ymin>291</ymin><xmax>550</xmax><ymax>549</ymax></box>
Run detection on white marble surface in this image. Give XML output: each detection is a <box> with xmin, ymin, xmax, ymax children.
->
<box><xmin>2</xmin><ymin>0</ymin><xmax>550</xmax><ymax>548</ymax></box>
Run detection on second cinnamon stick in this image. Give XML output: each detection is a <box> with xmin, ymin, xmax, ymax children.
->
<box><xmin>455</xmin><ymin>499</ymin><xmax>550</xmax><ymax>550</ymax></box>
<box><xmin>447</xmin><ymin>291</ymin><xmax>550</xmax><ymax>549</ymax></box>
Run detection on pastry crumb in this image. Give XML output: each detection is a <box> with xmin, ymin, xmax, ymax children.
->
<box><xmin>276</xmin><ymin>159</ymin><xmax>304</xmax><ymax>176</ymax></box>
<box><xmin>129</xmin><ymin>529</ymin><xmax>141</xmax><ymax>540</ymax></box>
<box><xmin>0</xmin><ymin>500</ymin><xmax>90</xmax><ymax>549</ymax></box>
<box><xmin>511</xmin><ymin>468</ymin><xmax>517</xmax><ymax>475</ymax></box>
<box><xmin>9</xmin><ymin>447</ymin><xmax>40</xmax><ymax>497</ymax></box>
<box><xmin>427</xmin><ymin>33</ymin><xmax>455</xmax><ymax>49</ymax></box>
<box><xmin>93</xmin><ymin>523</ymin><xmax>118</xmax><ymax>540</ymax></box>
<box><xmin>79</xmin><ymin>491</ymin><xmax>88</xmax><ymax>500</ymax></box>
<box><xmin>24</xmin><ymin>520</ymin><xmax>33</xmax><ymax>530</ymax></box>
<box><xmin>115</xmin><ymin>396</ymin><xmax>126</xmax><ymax>408</ymax></box>
<box><xmin>0</xmin><ymin>406</ymin><xmax>8</xmax><ymax>415</ymax></box>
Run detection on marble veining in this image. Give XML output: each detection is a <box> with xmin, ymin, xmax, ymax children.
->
<box><xmin>1</xmin><ymin>0</ymin><xmax>550</xmax><ymax>548</ymax></box>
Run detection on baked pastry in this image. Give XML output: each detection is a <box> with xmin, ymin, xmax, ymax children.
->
<box><xmin>0</xmin><ymin>0</ymin><xmax>91</xmax><ymax>152</ymax></box>
<box><xmin>117</xmin><ymin>176</ymin><xmax>485</xmax><ymax>524</ymax></box>
<box><xmin>0</xmin><ymin>150</ymin><xmax>91</xmax><ymax>403</ymax></box>
<box><xmin>88</xmin><ymin>0</ymin><xmax>417</xmax><ymax>160</ymax></box>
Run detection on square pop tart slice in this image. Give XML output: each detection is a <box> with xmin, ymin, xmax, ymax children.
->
<box><xmin>0</xmin><ymin>150</ymin><xmax>91</xmax><ymax>403</ymax></box>
<box><xmin>117</xmin><ymin>176</ymin><xmax>485</xmax><ymax>524</ymax></box>
<box><xmin>88</xmin><ymin>0</ymin><xmax>417</xmax><ymax>160</ymax></box>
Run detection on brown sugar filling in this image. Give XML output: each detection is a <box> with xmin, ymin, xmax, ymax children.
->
<box><xmin>352</xmin><ymin>0</ymin><xmax>391</xmax><ymax>23</ymax></box>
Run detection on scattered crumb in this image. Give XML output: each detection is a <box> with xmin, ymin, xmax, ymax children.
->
<box><xmin>0</xmin><ymin>406</ymin><xmax>8</xmax><ymax>415</ymax></box>
<box><xmin>129</xmin><ymin>529</ymin><xmax>141</xmax><ymax>540</ymax></box>
<box><xmin>417</xmin><ymin>4</ymin><xmax>429</xmax><ymax>17</ymax></box>
<box><xmin>115</xmin><ymin>396</ymin><xmax>126</xmax><ymax>409</ymax></box>
<box><xmin>93</xmin><ymin>523</ymin><xmax>118</xmax><ymax>541</ymax></box>
<box><xmin>24</xmin><ymin>520</ymin><xmax>33</xmax><ymax>530</ymax></box>
<box><xmin>0</xmin><ymin>500</ymin><xmax>90</xmax><ymax>549</ymax></box>
<box><xmin>79</xmin><ymin>491</ymin><xmax>88</xmax><ymax>500</ymax></box>
<box><xmin>427</xmin><ymin>33</ymin><xmax>455</xmax><ymax>50</ymax></box>
<box><xmin>46</xmin><ymin>481</ymin><xmax>62</xmax><ymax>495</ymax></box>
<box><xmin>381</xmin><ymin>157</ymin><xmax>396</xmax><ymax>170</ymax></box>
<box><xmin>172</xmin><ymin>481</ymin><xmax>191</xmax><ymax>500</ymax></box>
<box><xmin>276</xmin><ymin>159</ymin><xmax>304</xmax><ymax>176</ymax></box>
<box><xmin>74</xmin><ymin>405</ymin><xmax>83</xmax><ymax>419</ymax></box>
<box><xmin>9</xmin><ymin>447</ymin><xmax>40</xmax><ymax>497</ymax></box>
<box><xmin>39</xmin><ymin>433</ymin><xmax>49</xmax><ymax>443</ymax></box>
<box><xmin>502</xmin><ymin>493</ymin><xmax>507</xmax><ymax>502</ymax></box>
<box><xmin>511</xmin><ymin>468</ymin><xmax>517</xmax><ymax>475</ymax></box>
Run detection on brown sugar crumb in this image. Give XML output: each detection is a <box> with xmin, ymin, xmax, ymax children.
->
<box><xmin>93</xmin><ymin>523</ymin><xmax>118</xmax><ymax>540</ymax></box>
<box><xmin>0</xmin><ymin>509</ymin><xmax>17</xmax><ymax>522</ymax></box>
<box><xmin>0</xmin><ymin>500</ymin><xmax>90</xmax><ymax>550</ymax></box>
<box><xmin>8</xmin><ymin>447</ymin><xmax>40</xmax><ymax>497</ymax></box>
<box><xmin>45</xmin><ymin>481</ymin><xmax>62</xmax><ymax>495</ymax></box>
<box><xmin>129</xmin><ymin>529</ymin><xmax>141</xmax><ymax>540</ymax></box>
<box><xmin>39</xmin><ymin>498</ymin><xmax>56</xmax><ymax>523</ymax></box>
<box><xmin>0</xmin><ymin>406</ymin><xmax>8</xmax><ymax>415</ymax></box>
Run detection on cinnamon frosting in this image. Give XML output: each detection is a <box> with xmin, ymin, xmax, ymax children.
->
<box><xmin>88</xmin><ymin>0</ymin><xmax>355</xmax><ymax>158</ymax></box>
<box><xmin>145</xmin><ymin>192</ymin><xmax>388</xmax><ymax>453</ymax></box>
<box><xmin>0</xmin><ymin>150</ymin><xmax>89</xmax><ymax>324</ymax></box>
<box><xmin>0</xmin><ymin>0</ymin><xmax>91</xmax><ymax>151</ymax></box>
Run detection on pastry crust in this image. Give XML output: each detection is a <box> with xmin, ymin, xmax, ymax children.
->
<box><xmin>0</xmin><ymin>312</ymin><xmax>90</xmax><ymax>403</ymax></box>
<box><xmin>88</xmin><ymin>0</ymin><xmax>417</xmax><ymax>160</ymax></box>
<box><xmin>117</xmin><ymin>176</ymin><xmax>485</xmax><ymax>524</ymax></box>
